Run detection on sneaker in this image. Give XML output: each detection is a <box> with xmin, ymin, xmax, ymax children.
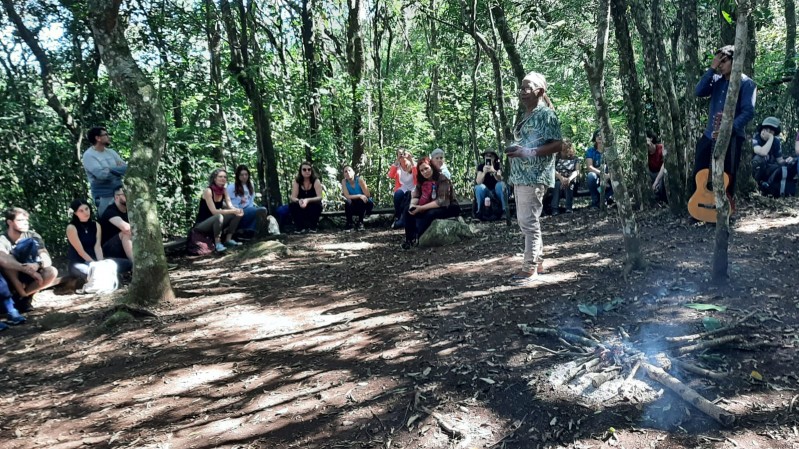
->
<box><xmin>345</xmin><ymin>223</ymin><xmax>354</xmax><ymax>232</ymax></box>
<box><xmin>215</xmin><ymin>242</ymin><xmax>227</xmax><ymax>253</ymax></box>
<box><xmin>7</xmin><ymin>313</ymin><xmax>25</xmax><ymax>325</ymax></box>
<box><xmin>552</xmin><ymin>210</ymin><xmax>560</xmax><ymax>216</ymax></box>
<box><xmin>565</xmin><ymin>209</ymin><xmax>573</xmax><ymax>214</ymax></box>
<box><xmin>0</xmin><ymin>322</ymin><xmax>7</xmax><ymax>331</ymax></box>
<box><xmin>401</xmin><ymin>240</ymin><xmax>412</xmax><ymax>250</ymax></box>
<box><xmin>356</xmin><ymin>222</ymin><xmax>365</xmax><ymax>231</ymax></box>
<box><xmin>308</xmin><ymin>228</ymin><xmax>318</xmax><ymax>234</ymax></box>
<box><xmin>224</xmin><ymin>239</ymin><xmax>242</xmax><ymax>247</ymax></box>
<box><xmin>14</xmin><ymin>296</ymin><xmax>33</xmax><ymax>313</ymax></box>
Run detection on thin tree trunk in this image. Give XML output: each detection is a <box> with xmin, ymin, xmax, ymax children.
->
<box><xmin>610</xmin><ymin>0</ymin><xmax>648</xmax><ymax>208</ymax></box>
<box><xmin>681</xmin><ymin>0</ymin><xmax>701</xmax><ymax>194</ymax></box>
<box><xmin>469</xmin><ymin>43</ymin><xmax>481</xmax><ymax>162</ymax></box>
<box><xmin>75</xmin><ymin>0</ymin><xmax>174</xmax><ymax>305</ymax></box>
<box><xmin>219</xmin><ymin>0</ymin><xmax>281</xmax><ymax>209</ymax></box>
<box><xmin>301</xmin><ymin>0</ymin><xmax>320</xmax><ymax>163</ymax></box>
<box><xmin>205</xmin><ymin>0</ymin><xmax>226</xmax><ymax>164</ymax></box>
<box><xmin>712</xmin><ymin>0</ymin><xmax>751</xmax><ymax>283</ymax></box>
<box><xmin>426</xmin><ymin>0</ymin><xmax>442</xmax><ymax>139</ymax></box>
<box><xmin>347</xmin><ymin>0</ymin><xmax>366</xmax><ymax>170</ymax></box>
<box><xmin>584</xmin><ymin>0</ymin><xmax>645</xmax><ymax>273</ymax></box>
<box><xmin>787</xmin><ymin>0</ymin><xmax>797</xmax><ymax>74</ymax></box>
<box><xmin>491</xmin><ymin>2</ymin><xmax>525</xmax><ymax>86</ymax></box>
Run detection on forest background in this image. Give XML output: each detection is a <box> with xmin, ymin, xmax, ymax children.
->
<box><xmin>0</xmin><ymin>0</ymin><xmax>796</xmax><ymax>259</ymax></box>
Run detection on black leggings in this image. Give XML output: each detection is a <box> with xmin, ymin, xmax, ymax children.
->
<box><xmin>289</xmin><ymin>202</ymin><xmax>322</xmax><ymax>230</ymax></box>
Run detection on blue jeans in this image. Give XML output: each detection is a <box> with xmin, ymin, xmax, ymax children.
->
<box><xmin>551</xmin><ymin>179</ymin><xmax>574</xmax><ymax>211</ymax></box>
<box><xmin>587</xmin><ymin>172</ymin><xmax>613</xmax><ymax>207</ymax></box>
<box><xmin>240</xmin><ymin>205</ymin><xmax>267</xmax><ymax>231</ymax></box>
<box><xmin>393</xmin><ymin>190</ymin><xmax>411</xmax><ymax>221</ymax></box>
<box><xmin>474</xmin><ymin>182</ymin><xmax>507</xmax><ymax>213</ymax></box>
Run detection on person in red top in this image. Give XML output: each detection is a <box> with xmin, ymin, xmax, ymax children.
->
<box><xmin>646</xmin><ymin>130</ymin><xmax>667</xmax><ymax>202</ymax></box>
<box><xmin>387</xmin><ymin>149</ymin><xmax>417</xmax><ymax>229</ymax></box>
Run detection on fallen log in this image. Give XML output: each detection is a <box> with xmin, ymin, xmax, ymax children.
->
<box><xmin>518</xmin><ymin>325</ymin><xmax>600</xmax><ymax>349</ymax></box>
<box><xmin>591</xmin><ymin>368</ymin><xmax>620</xmax><ymax>388</ymax></box>
<box><xmin>565</xmin><ymin>356</ymin><xmax>601</xmax><ymax>383</ymax></box>
<box><xmin>666</xmin><ymin>310</ymin><xmax>757</xmax><ymax>344</ymax></box>
<box><xmin>641</xmin><ymin>361</ymin><xmax>735</xmax><ymax>426</ymax></box>
<box><xmin>669</xmin><ymin>358</ymin><xmax>726</xmax><ymax>381</ymax></box>
<box><xmin>675</xmin><ymin>335</ymin><xmax>740</xmax><ymax>355</ymax></box>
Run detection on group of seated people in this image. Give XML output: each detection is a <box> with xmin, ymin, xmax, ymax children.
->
<box><xmin>751</xmin><ymin>116</ymin><xmax>798</xmax><ymax>197</ymax></box>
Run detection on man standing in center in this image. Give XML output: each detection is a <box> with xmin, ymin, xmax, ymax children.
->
<box><xmin>506</xmin><ymin>72</ymin><xmax>563</xmax><ymax>284</ymax></box>
<box><xmin>82</xmin><ymin>126</ymin><xmax>128</xmax><ymax>216</ymax></box>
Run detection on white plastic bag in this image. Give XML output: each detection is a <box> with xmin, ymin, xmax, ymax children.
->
<box><xmin>78</xmin><ymin>259</ymin><xmax>119</xmax><ymax>294</ymax></box>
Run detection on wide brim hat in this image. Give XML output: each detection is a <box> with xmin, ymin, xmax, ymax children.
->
<box><xmin>481</xmin><ymin>150</ymin><xmax>500</xmax><ymax>160</ymax></box>
<box><xmin>757</xmin><ymin>116</ymin><xmax>782</xmax><ymax>135</ymax></box>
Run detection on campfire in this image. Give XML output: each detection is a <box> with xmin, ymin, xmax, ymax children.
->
<box><xmin>519</xmin><ymin>310</ymin><xmax>762</xmax><ymax>427</ymax></box>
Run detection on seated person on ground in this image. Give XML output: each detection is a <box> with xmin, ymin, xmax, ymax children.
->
<box><xmin>401</xmin><ymin>157</ymin><xmax>460</xmax><ymax>250</ymax></box>
<box><xmin>646</xmin><ymin>131</ymin><xmax>667</xmax><ymax>202</ymax></box>
<box><xmin>752</xmin><ymin>117</ymin><xmax>796</xmax><ymax>194</ymax></box>
<box><xmin>100</xmin><ymin>186</ymin><xmax>133</xmax><ymax>262</ymax></box>
<box><xmin>551</xmin><ymin>140</ymin><xmax>579</xmax><ymax>215</ymax></box>
<box><xmin>227</xmin><ymin>164</ymin><xmax>277</xmax><ymax>237</ymax></box>
<box><xmin>193</xmin><ymin>168</ymin><xmax>244</xmax><ymax>253</ymax></box>
<box><xmin>341</xmin><ymin>165</ymin><xmax>373</xmax><ymax>231</ymax></box>
<box><xmin>474</xmin><ymin>150</ymin><xmax>507</xmax><ymax>220</ymax></box>
<box><xmin>0</xmin><ymin>254</ymin><xmax>41</xmax><ymax>328</ymax></box>
<box><xmin>67</xmin><ymin>199</ymin><xmax>132</xmax><ymax>281</ymax></box>
<box><xmin>0</xmin><ymin>207</ymin><xmax>58</xmax><ymax>311</ymax></box>
<box><xmin>387</xmin><ymin>149</ymin><xmax>416</xmax><ymax>229</ymax></box>
<box><xmin>586</xmin><ymin>129</ymin><xmax>613</xmax><ymax>208</ymax></box>
<box><xmin>289</xmin><ymin>161</ymin><xmax>323</xmax><ymax>234</ymax></box>
<box><xmin>430</xmin><ymin>148</ymin><xmax>452</xmax><ymax>180</ymax></box>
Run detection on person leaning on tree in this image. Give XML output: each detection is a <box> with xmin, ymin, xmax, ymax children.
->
<box><xmin>692</xmin><ymin>45</ymin><xmax>756</xmax><ymax>212</ymax></box>
<box><xmin>82</xmin><ymin>126</ymin><xmax>128</xmax><ymax>217</ymax></box>
<box><xmin>505</xmin><ymin>71</ymin><xmax>563</xmax><ymax>285</ymax></box>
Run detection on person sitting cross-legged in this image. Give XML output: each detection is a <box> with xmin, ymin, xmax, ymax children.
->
<box><xmin>474</xmin><ymin>150</ymin><xmax>507</xmax><ymax>220</ymax></box>
<box><xmin>0</xmin><ymin>254</ymin><xmax>41</xmax><ymax>328</ymax></box>
<box><xmin>227</xmin><ymin>164</ymin><xmax>277</xmax><ymax>238</ymax></box>
<box><xmin>341</xmin><ymin>165</ymin><xmax>374</xmax><ymax>231</ymax></box>
<box><xmin>551</xmin><ymin>140</ymin><xmax>579</xmax><ymax>215</ymax></box>
<box><xmin>193</xmin><ymin>168</ymin><xmax>244</xmax><ymax>253</ymax></box>
<box><xmin>401</xmin><ymin>157</ymin><xmax>459</xmax><ymax>249</ymax></box>
<box><xmin>0</xmin><ymin>207</ymin><xmax>59</xmax><ymax>312</ymax></box>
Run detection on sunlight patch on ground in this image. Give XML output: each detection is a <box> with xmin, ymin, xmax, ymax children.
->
<box><xmin>735</xmin><ymin>214</ymin><xmax>799</xmax><ymax>234</ymax></box>
<box><xmin>320</xmin><ymin>241</ymin><xmax>377</xmax><ymax>251</ymax></box>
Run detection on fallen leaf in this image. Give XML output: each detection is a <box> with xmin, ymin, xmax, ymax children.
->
<box><xmin>684</xmin><ymin>303</ymin><xmax>727</xmax><ymax>312</ymax></box>
<box><xmin>578</xmin><ymin>304</ymin><xmax>598</xmax><ymax>317</ymax></box>
<box><xmin>750</xmin><ymin>370</ymin><xmax>763</xmax><ymax>381</ymax></box>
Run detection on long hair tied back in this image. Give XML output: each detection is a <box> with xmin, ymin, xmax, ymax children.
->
<box><xmin>522</xmin><ymin>71</ymin><xmax>554</xmax><ymax>110</ymax></box>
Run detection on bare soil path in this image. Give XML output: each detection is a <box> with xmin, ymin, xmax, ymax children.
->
<box><xmin>1</xmin><ymin>198</ymin><xmax>798</xmax><ymax>449</ymax></box>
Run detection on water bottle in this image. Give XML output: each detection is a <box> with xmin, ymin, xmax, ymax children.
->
<box><xmin>484</xmin><ymin>197</ymin><xmax>491</xmax><ymax>208</ymax></box>
<box><xmin>431</xmin><ymin>183</ymin><xmax>437</xmax><ymax>200</ymax></box>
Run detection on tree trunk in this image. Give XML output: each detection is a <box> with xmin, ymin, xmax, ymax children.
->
<box><xmin>719</xmin><ymin>0</ymin><xmax>736</xmax><ymax>45</ymax></box>
<box><xmin>631</xmin><ymin>0</ymin><xmax>687</xmax><ymax>215</ymax></box>
<box><xmin>425</xmin><ymin>0</ymin><xmax>442</xmax><ymax>140</ymax></box>
<box><xmin>469</xmin><ymin>43</ymin><xmax>482</xmax><ymax>162</ymax></box>
<box><xmin>681</xmin><ymin>0</ymin><xmax>701</xmax><ymax>193</ymax></box>
<box><xmin>205</xmin><ymin>0</ymin><xmax>226</xmax><ymax>164</ymax></box>
<box><xmin>491</xmin><ymin>2</ymin><xmax>525</xmax><ymax>86</ymax></box>
<box><xmin>787</xmin><ymin>0</ymin><xmax>797</xmax><ymax>75</ymax></box>
<box><xmin>712</xmin><ymin>0</ymin><xmax>751</xmax><ymax>284</ymax></box>
<box><xmin>219</xmin><ymin>0</ymin><xmax>281</xmax><ymax>209</ymax></box>
<box><xmin>584</xmin><ymin>0</ymin><xmax>645</xmax><ymax>272</ymax></box>
<box><xmin>609</xmin><ymin>0</ymin><xmax>648</xmax><ymax>208</ymax></box>
<box><xmin>347</xmin><ymin>0</ymin><xmax>366</xmax><ymax>170</ymax></box>
<box><xmin>371</xmin><ymin>0</ymin><xmax>387</xmax><ymax>157</ymax></box>
<box><xmin>301</xmin><ymin>0</ymin><xmax>320</xmax><ymax>163</ymax></box>
<box><xmin>78</xmin><ymin>0</ymin><xmax>174</xmax><ymax>305</ymax></box>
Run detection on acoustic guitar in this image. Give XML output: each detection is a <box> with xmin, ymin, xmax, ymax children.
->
<box><xmin>687</xmin><ymin>168</ymin><xmax>730</xmax><ymax>223</ymax></box>
<box><xmin>687</xmin><ymin>112</ymin><xmax>731</xmax><ymax>223</ymax></box>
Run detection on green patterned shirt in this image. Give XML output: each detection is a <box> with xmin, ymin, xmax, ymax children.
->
<box><xmin>509</xmin><ymin>105</ymin><xmax>562</xmax><ymax>188</ymax></box>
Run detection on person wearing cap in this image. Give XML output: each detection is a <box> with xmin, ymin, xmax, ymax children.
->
<box><xmin>505</xmin><ymin>71</ymin><xmax>563</xmax><ymax>284</ymax></box>
<box><xmin>752</xmin><ymin>117</ymin><xmax>784</xmax><ymax>184</ymax></box>
<box><xmin>551</xmin><ymin>140</ymin><xmax>579</xmax><ymax>214</ymax></box>
<box><xmin>430</xmin><ymin>148</ymin><xmax>452</xmax><ymax>180</ymax></box>
<box><xmin>586</xmin><ymin>129</ymin><xmax>613</xmax><ymax>208</ymax></box>
<box><xmin>693</xmin><ymin>45</ymin><xmax>757</xmax><ymax>210</ymax></box>
<box><xmin>474</xmin><ymin>150</ymin><xmax>506</xmax><ymax>219</ymax></box>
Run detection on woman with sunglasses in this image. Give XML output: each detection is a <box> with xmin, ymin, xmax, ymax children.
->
<box><xmin>289</xmin><ymin>162</ymin><xmax>324</xmax><ymax>233</ymax></box>
<box><xmin>401</xmin><ymin>157</ymin><xmax>459</xmax><ymax>249</ymax></box>
<box><xmin>193</xmin><ymin>168</ymin><xmax>244</xmax><ymax>252</ymax></box>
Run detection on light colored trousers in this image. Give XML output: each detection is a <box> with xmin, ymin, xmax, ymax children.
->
<box><xmin>514</xmin><ymin>184</ymin><xmax>546</xmax><ymax>267</ymax></box>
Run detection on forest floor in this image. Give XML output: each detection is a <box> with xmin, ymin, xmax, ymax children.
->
<box><xmin>1</xmin><ymin>196</ymin><xmax>799</xmax><ymax>449</ymax></box>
